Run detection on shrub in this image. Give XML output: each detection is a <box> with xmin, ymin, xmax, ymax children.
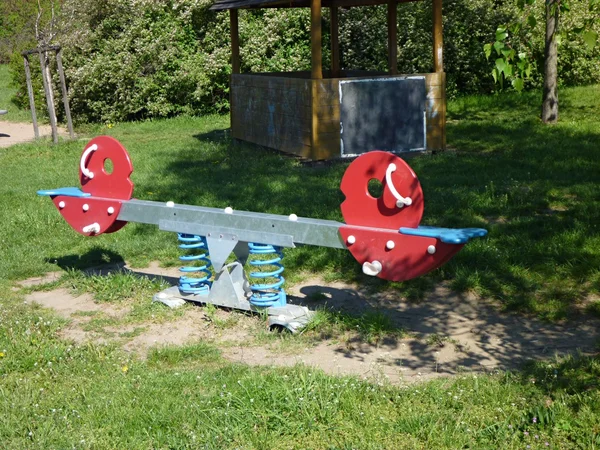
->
<box><xmin>7</xmin><ymin>0</ymin><xmax>600</xmax><ymax>123</ymax></box>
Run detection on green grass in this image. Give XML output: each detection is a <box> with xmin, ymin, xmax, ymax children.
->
<box><xmin>1</xmin><ymin>286</ymin><xmax>600</xmax><ymax>449</ymax></box>
<box><xmin>0</xmin><ymin>64</ymin><xmax>39</xmax><ymax>123</ymax></box>
<box><xmin>1</xmin><ymin>84</ymin><xmax>600</xmax><ymax>320</ymax></box>
<box><xmin>2</xmin><ymin>67</ymin><xmax>600</xmax><ymax>447</ymax></box>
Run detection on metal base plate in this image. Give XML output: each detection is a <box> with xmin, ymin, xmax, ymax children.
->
<box><xmin>153</xmin><ymin>286</ymin><xmax>314</xmax><ymax>334</ymax></box>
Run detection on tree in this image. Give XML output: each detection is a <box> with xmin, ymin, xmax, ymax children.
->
<box><xmin>485</xmin><ymin>0</ymin><xmax>599</xmax><ymax>124</ymax></box>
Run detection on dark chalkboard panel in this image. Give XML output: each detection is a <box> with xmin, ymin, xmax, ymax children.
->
<box><xmin>339</xmin><ymin>76</ymin><xmax>426</xmax><ymax>156</ymax></box>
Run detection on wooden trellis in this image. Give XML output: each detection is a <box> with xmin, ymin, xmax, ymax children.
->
<box><xmin>21</xmin><ymin>45</ymin><xmax>74</xmax><ymax>143</ymax></box>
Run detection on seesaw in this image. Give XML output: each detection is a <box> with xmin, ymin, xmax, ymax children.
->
<box><xmin>38</xmin><ymin>136</ymin><xmax>487</xmax><ymax>332</ymax></box>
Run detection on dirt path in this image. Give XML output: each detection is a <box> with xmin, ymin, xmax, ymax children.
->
<box><xmin>0</xmin><ymin>121</ymin><xmax>68</xmax><ymax>147</ymax></box>
<box><xmin>23</xmin><ymin>263</ymin><xmax>600</xmax><ymax>384</ymax></box>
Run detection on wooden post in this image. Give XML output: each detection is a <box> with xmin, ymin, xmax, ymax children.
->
<box><xmin>23</xmin><ymin>55</ymin><xmax>39</xmax><ymax>139</ymax></box>
<box><xmin>387</xmin><ymin>0</ymin><xmax>397</xmax><ymax>75</ymax></box>
<box><xmin>432</xmin><ymin>0</ymin><xmax>443</xmax><ymax>72</ymax></box>
<box><xmin>38</xmin><ymin>50</ymin><xmax>58</xmax><ymax>144</ymax></box>
<box><xmin>330</xmin><ymin>7</ymin><xmax>340</xmax><ymax>78</ymax></box>
<box><xmin>230</xmin><ymin>9</ymin><xmax>240</xmax><ymax>74</ymax></box>
<box><xmin>311</xmin><ymin>0</ymin><xmax>322</xmax><ymax>79</ymax></box>
<box><xmin>431</xmin><ymin>0</ymin><xmax>446</xmax><ymax>151</ymax></box>
<box><xmin>55</xmin><ymin>48</ymin><xmax>74</xmax><ymax>139</ymax></box>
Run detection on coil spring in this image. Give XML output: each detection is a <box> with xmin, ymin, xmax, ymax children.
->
<box><xmin>178</xmin><ymin>233</ymin><xmax>212</xmax><ymax>295</ymax></box>
<box><xmin>248</xmin><ymin>243</ymin><xmax>286</xmax><ymax>308</ymax></box>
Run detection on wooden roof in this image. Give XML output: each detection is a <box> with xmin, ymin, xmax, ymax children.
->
<box><xmin>211</xmin><ymin>0</ymin><xmax>420</xmax><ymax>10</ymax></box>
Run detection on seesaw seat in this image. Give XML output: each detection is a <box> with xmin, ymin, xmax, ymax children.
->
<box><xmin>399</xmin><ymin>226</ymin><xmax>487</xmax><ymax>244</ymax></box>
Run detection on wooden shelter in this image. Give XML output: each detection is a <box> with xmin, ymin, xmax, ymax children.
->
<box><xmin>211</xmin><ymin>0</ymin><xmax>445</xmax><ymax>160</ymax></box>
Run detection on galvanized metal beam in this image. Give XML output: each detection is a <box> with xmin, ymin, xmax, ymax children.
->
<box><xmin>118</xmin><ymin>199</ymin><xmax>347</xmax><ymax>249</ymax></box>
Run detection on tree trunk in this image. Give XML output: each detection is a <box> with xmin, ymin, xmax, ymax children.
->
<box><xmin>542</xmin><ymin>0</ymin><xmax>559</xmax><ymax>124</ymax></box>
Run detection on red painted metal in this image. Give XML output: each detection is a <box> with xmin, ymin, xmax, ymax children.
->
<box><xmin>339</xmin><ymin>226</ymin><xmax>463</xmax><ymax>282</ymax></box>
<box><xmin>340</xmin><ymin>151</ymin><xmax>424</xmax><ymax>230</ymax></box>
<box><xmin>52</xmin><ymin>136</ymin><xmax>134</xmax><ymax>236</ymax></box>
<box><xmin>338</xmin><ymin>151</ymin><xmax>462</xmax><ymax>281</ymax></box>
<box><xmin>79</xmin><ymin>136</ymin><xmax>134</xmax><ymax>200</ymax></box>
<box><xmin>52</xmin><ymin>196</ymin><xmax>126</xmax><ymax>236</ymax></box>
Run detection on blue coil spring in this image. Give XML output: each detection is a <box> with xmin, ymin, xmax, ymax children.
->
<box><xmin>248</xmin><ymin>243</ymin><xmax>287</xmax><ymax>308</ymax></box>
<box><xmin>178</xmin><ymin>234</ymin><xmax>212</xmax><ymax>295</ymax></box>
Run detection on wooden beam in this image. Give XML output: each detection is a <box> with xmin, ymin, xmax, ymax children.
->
<box><xmin>38</xmin><ymin>50</ymin><xmax>58</xmax><ymax>144</ymax></box>
<box><xmin>22</xmin><ymin>55</ymin><xmax>39</xmax><ymax>139</ymax></box>
<box><xmin>432</xmin><ymin>0</ymin><xmax>443</xmax><ymax>72</ymax></box>
<box><xmin>55</xmin><ymin>49</ymin><xmax>75</xmax><ymax>139</ymax></box>
<box><xmin>311</xmin><ymin>0</ymin><xmax>322</xmax><ymax>79</ymax></box>
<box><xmin>21</xmin><ymin>45</ymin><xmax>60</xmax><ymax>56</ymax></box>
<box><xmin>230</xmin><ymin>9</ymin><xmax>240</xmax><ymax>74</ymax></box>
<box><xmin>210</xmin><ymin>0</ymin><xmax>421</xmax><ymax>11</ymax></box>
<box><xmin>330</xmin><ymin>7</ymin><xmax>340</xmax><ymax>77</ymax></box>
<box><xmin>387</xmin><ymin>0</ymin><xmax>397</xmax><ymax>75</ymax></box>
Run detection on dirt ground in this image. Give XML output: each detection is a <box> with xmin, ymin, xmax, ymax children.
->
<box><xmin>0</xmin><ymin>121</ymin><xmax>68</xmax><ymax>147</ymax></box>
<box><xmin>22</xmin><ymin>262</ymin><xmax>600</xmax><ymax>385</ymax></box>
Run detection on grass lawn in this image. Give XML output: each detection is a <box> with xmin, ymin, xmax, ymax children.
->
<box><xmin>1</xmin><ymin>65</ymin><xmax>600</xmax><ymax>447</ymax></box>
<box><xmin>1</xmin><ymin>81</ymin><xmax>599</xmax><ymax>320</ymax></box>
<box><xmin>0</xmin><ymin>64</ymin><xmax>39</xmax><ymax>123</ymax></box>
<box><xmin>1</xmin><ymin>284</ymin><xmax>600</xmax><ymax>448</ymax></box>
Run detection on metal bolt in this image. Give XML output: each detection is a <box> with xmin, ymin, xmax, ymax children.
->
<box><xmin>82</xmin><ymin>204</ymin><xmax>89</xmax><ymax>212</ymax></box>
<box><xmin>58</xmin><ymin>201</ymin><xmax>65</xmax><ymax>209</ymax></box>
<box><xmin>427</xmin><ymin>245</ymin><xmax>436</xmax><ymax>254</ymax></box>
<box><xmin>107</xmin><ymin>206</ymin><xmax>115</xmax><ymax>215</ymax></box>
<box><xmin>386</xmin><ymin>240</ymin><xmax>395</xmax><ymax>250</ymax></box>
<box><xmin>347</xmin><ymin>235</ymin><xmax>356</xmax><ymax>245</ymax></box>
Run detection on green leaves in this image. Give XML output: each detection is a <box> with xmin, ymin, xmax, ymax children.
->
<box><xmin>484</xmin><ymin>43</ymin><xmax>492</xmax><ymax>60</ymax></box>
<box><xmin>484</xmin><ymin>24</ymin><xmax>534</xmax><ymax>92</ymax></box>
<box><xmin>496</xmin><ymin>27</ymin><xmax>509</xmax><ymax>42</ymax></box>
<box><xmin>517</xmin><ymin>0</ymin><xmax>536</xmax><ymax>9</ymax></box>
<box><xmin>484</xmin><ymin>0</ymin><xmax>600</xmax><ymax>93</ymax></box>
<box><xmin>511</xmin><ymin>77</ymin><xmax>524</xmax><ymax>91</ymax></box>
<box><xmin>582</xmin><ymin>30</ymin><xmax>598</xmax><ymax>50</ymax></box>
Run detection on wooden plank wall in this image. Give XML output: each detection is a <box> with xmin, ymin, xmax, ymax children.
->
<box><xmin>311</xmin><ymin>78</ymin><xmax>341</xmax><ymax>160</ymax></box>
<box><xmin>230</xmin><ymin>72</ymin><xmax>445</xmax><ymax>160</ymax></box>
<box><xmin>230</xmin><ymin>74</ymin><xmax>313</xmax><ymax>158</ymax></box>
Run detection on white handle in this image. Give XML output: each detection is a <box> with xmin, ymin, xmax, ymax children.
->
<box><xmin>362</xmin><ymin>260</ymin><xmax>382</xmax><ymax>276</ymax></box>
<box><xmin>80</xmin><ymin>144</ymin><xmax>98</xmax><ymax>179</ymax></box>
<box><xmin>82</xmin><ymin>223</ymin><xmax>100</xmax><ymax>234</ymax></box>
<box><xmin>385</xmin><ymin>163</ymin><xmax>412</xmax><ymax>208</ymax></box>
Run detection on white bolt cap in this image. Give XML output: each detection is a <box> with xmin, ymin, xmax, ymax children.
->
<box><xmin>347</xmin><ymin>235</ymin><xmax>356</xmax><ymax>245</ymax></box>
<box><xmin>427</xmin><ymin>245</ymin><xmax>436</xmax><ymax>254</ymax></box>
<box><xmin>58</xmin><ymin>201</ymin><xmax>65</xmax><ymax>209</ymax></box>
<box><xmin>107</xmin><ymin>206</ymin><xmax>115</xmax><ymax>215</ymax></box>
<box><xmin>166</xmin><ymin>201</ymin><xmax>175</xmax><ymax>207</ymax></box>
<box><xmin>224</xmin><ymin>207</ymin><xmax>233</xmax><ymax>214</ymax></box>
<box><xmin>288</xmin><ymin>213</ymin><xmax>298</xmax><ymax>221</ymax></box>
<box><xmin>386</xmin><ymin>240</ymin><xmax>395</xmax><ymax>250</ymax></box>
<box><xmin>82</xmin><ymin>204</ymin><xmax>89</xmax><ymax>212</ymax></box>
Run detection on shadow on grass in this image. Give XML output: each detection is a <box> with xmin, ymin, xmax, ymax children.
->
<box><xmin>47</xmin><ymin>247</ymin><xmax>126</xmax><ymax>271</ymax></box>
<box><xmin>96</xmin><ymin>98</ymin><xmax>599</xmax><ymax>376</ymax></box>
<box><xmin>48</xmin><ymin>248</ymin><xmax>180</xmax><ymax>287</ymax></box>
<box><xmin>127</xmin><ymin>104</ymin><xmax>600</xmax><ymax>321</ymax></box>
<box><xmin>286</xmin><ymin>282</ymin><xmax>600</xmax><ymax>377</ymax></box>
